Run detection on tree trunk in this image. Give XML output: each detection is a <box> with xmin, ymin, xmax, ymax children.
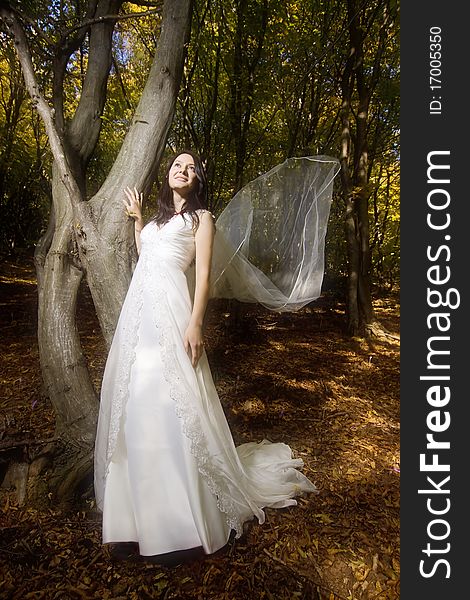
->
<box><xmin>2</xmin><ymin>0</ymin><xmax>193</xmax><ymax>504</ymax></box>
<box><xmin>229</xmin><ymin>0</ymin><xmax>268</xmax><ymax>193</ymax></box>
<box><xmin>339</xmin><ymin>0</ymin><xmax>385</xmax><ymax>336</ymax></box>
<box><xmin>84</xmin><ymin>0</ymin><xmax>193</xmax><ymax>346</ymax></box>
<box><xmin>31</xmin><ymin>177</ymin><xmax>98</xmax><ymax>504</ymax></box>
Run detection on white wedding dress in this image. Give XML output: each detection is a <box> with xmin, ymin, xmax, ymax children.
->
<box><xmin>93</xmin><ymin>210</ymin><xmax>318</xmax><ymax>556</ymax></box>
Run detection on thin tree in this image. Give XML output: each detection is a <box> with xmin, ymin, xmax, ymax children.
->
<box><xmin>338</xmin><ymin>0</ymin><xmax>396</xmax><ymax>335</ymax></box>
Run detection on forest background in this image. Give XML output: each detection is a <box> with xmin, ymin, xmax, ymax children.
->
<box><xmin>0</xmin><ymin>1</ymin><xmax>400</xmax><ymax>599</ymax></box>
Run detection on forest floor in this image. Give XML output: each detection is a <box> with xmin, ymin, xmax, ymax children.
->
<box><xmin>0</xmin><ymin>255</ymin><xmax>400</xmax><ymax>600</ymax></box>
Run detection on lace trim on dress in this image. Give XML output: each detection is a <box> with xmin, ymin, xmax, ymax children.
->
<box><xmin>148</xmin><ymin>277</ymin><xmax>245</xmax><ymax>537</ymax></box>
<box><xmin>103</xmin><ymin>252</ymin><xmax>149</xmax><ymax>481</ymax></box>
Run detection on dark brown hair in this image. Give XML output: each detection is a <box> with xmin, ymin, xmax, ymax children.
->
<box><xmin>152</xmin><ymin>150</ymin><xmax>208</xmax><ymax>228</ymax></box>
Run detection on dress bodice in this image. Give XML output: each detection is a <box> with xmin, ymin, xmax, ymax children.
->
<box><xmin>139</xmin><ymin>213</ymin><xmax>197</xmax><ymax>273</ymax></box>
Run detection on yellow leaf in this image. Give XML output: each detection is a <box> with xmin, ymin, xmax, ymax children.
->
<box><xmin>327</xmin><ymin>548</ymin><xmax>344</xmax><ymax>555</ymax></box>
<box><xmin>392</xmin><ymin>557</ymin><xmax>400</xmax><ymax>574</ymax></box>
<box><xmin>314</xmin><ymin>513</ymin><xmax>333</xmax><ymax>524</ymax></box>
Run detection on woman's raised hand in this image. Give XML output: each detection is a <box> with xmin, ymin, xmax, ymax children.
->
<box><xmin>123</xmin><ymin>187</ymin><xmax>143</xmax><ymax>222</ymax></box>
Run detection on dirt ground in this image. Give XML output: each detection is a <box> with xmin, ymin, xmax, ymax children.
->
<box><xmin>0</xmin><ymin>255</ymin><xmax>400</xmax><ymax>600</ymax></box>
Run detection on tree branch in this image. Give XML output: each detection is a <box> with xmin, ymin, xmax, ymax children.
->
<box><xmin>93</xmin><ymin>0</ymin><xmax>193</xmax><ymax>214</ymax></box>
<box><xmin>0</xmin><ymin>5</ymin><xmax>83</xmax><ymax>202</ymax></box>
<box><xmin>68</xmin><ymin>1</ymin><xmax>123</xmax><ymax>166</ymax></box>
<box><xmin>62</xmin><ymin>6</ymin><xmax>162</xmax><ymax>38</ymax></box>
<box><xmin>0</xmin><ymin>2</ymin><xmax>55</xmax><ymax>46</ymax></box>
<box><xmin>52</xmin><ymin>1</ymin><xmax>99</xmax><ymax>137</ymax></box>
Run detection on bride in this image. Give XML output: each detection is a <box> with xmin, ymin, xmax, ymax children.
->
<box><xmin>93</xmin><ymin>150</ymin><xmax>320</xmax><ymax>559</ymax></box>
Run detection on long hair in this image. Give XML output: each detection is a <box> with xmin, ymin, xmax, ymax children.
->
<box><xmin>153</xmin><ymin>150</ymin><xmax>208</xmax><ymax>228</ymax></box>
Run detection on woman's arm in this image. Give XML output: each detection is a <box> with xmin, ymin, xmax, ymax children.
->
<box><xmin>123</xmin><ymin>187</ymin><xmax>144</xmax><ymax>254</ymax></box>
<box><xmin>184</xmin><ymin>211</ymin><xmax>215</xmax><ymax>367</ymax></box>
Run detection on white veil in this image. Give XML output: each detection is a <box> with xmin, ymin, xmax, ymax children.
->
<box><xmin>210</xmin><ymin>156</ymin><xmax>340</xmax><ymax>312</ymax></box>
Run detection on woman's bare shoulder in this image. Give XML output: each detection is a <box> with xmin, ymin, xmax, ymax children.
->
<box><xmin>194</xmin><ymin>209</ymin><xmax>216</xmax><ymax>239</ymax></box>
<box><xmin>196</xmin><ymin>208</ymin><xmax>215</xmax><ymax>220</ymax></box>
<box><xmin>196</xmin><ymin>209</ymin><xmax>216</xmax><ymax>231</ymax></box>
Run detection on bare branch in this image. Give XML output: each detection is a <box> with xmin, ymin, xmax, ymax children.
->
<box><xmin>0</xmin><ymin>5</ymin><xmax>83</xmax><ymax>202</ymax></box>
<box><xmin>62</xmin><ymin>6</ymin><xmax>162</xmax><ymax>38</ymax></box>
<box><xmin>52</xmin><ymin>2</ymin><xmax>99</xmax><ymax>136</ymax></box>
<box><xmin>68</xmin><ymin>0</ymin><xmax>123</xmax><ymax>163</ymax></box>
<box><xmin>1</xmin><ymin>2</ymin><xmax>55</xmax><ymax>46</ymax></box>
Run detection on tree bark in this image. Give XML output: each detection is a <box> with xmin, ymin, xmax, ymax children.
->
<box><xmin>85</xmin><ymin>0</ymin><xmax>193</xmax><ymax>346</ymax></box>
<box><xmin>338</xmin><ymin>0</ymin><xmax>388</xmax><ymax>336</ymax></box>
<box><xmin>2</xmin><ymin>0</ymin><xmax>193</xmax><ymax>504</ymax></box>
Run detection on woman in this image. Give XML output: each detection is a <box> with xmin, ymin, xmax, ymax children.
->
<box><xmin>93</xmin><ymin>150</ymin><xmax>317</xmax><ymax>559</ymax></box>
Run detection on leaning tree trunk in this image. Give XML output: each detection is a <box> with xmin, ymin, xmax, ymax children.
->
<box><xmin>84</xmin><ymin>0</ymin><xmax>194</xmax><ymax>346</ymax></box>
<box><xmin>33</xmin><ymin>0</ymin><xmax>122</xmax><ymax>500</ymax></box>
<box><xmin>2</xmin><ymin>0</ymin><xmax>193</xmax><ymax>504</ymax></box>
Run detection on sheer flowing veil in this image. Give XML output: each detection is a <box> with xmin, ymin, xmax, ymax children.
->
<box><xmin>209</xmin><ymin>156</ymin><xmax>340</xmax><ymax>311</ymax></box>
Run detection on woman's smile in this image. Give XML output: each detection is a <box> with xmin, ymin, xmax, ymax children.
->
<box><xmin>168</xmin><ymin>153</ymin><xmax>197</xmax><ymax>192</ymax></box>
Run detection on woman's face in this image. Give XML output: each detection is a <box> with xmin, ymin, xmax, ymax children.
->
<box><xmin>168</xmin><ymin>153</ymin><xmax>198</xmax><ymax>195</ymax></box>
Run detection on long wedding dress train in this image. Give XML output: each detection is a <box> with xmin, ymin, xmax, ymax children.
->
<box><xmin>93</xmin><ymin>211</ymin><xmax>318</xmax><ymax>556</ymax></box>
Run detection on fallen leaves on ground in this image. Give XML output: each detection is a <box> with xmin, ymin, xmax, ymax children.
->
<box><xmin>0</xmin><ymin>256</ymin><xmax>399</xmax><ymax>599</ymax></box>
